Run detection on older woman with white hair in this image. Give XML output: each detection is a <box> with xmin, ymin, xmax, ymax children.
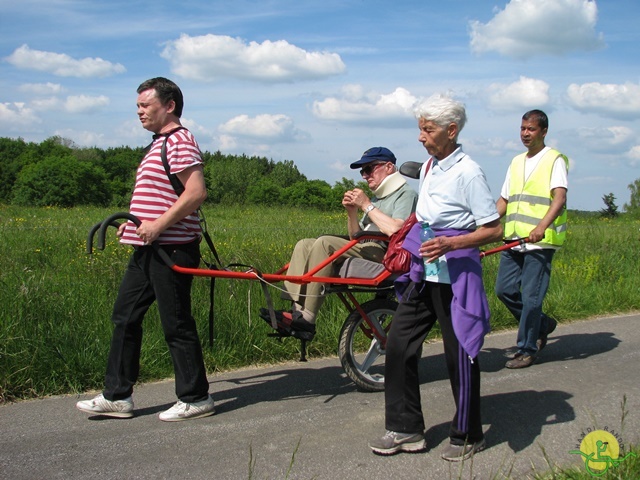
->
<box><xmin>369</xmin><ymin>94</ymin><xmax>503</xmax><ymax>461</ymax></box>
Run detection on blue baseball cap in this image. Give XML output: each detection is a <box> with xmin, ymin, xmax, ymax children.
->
<box><xmin>350</xmin><ymin>146</ymin><xmax>397</xmax><ymax>169</ymax></box>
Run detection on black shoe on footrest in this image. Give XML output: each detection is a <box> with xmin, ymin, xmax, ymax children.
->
<box><xmin>259</xmin><ymin>308</ymin><xmax>316</xmax><ymax>341</ymax></box>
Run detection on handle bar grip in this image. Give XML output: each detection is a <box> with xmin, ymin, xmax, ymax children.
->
<box><xmin>86</xmin><ymin>212</ymin><xmax>140</xmax><ymax>254</ymax></box>
<box><xmin>97</xmin><ymin>212</ymin><xmax>141</xmax><ymax>251</ymax></box>
<box><xmin>87</xmin><ymin>219</ymin><xmax>121</xmax><ymax>254</ymax></box>
<box><xmin>87</xmin><ymin>212</ymin><xmax>175</xmax><ymax>268</ymax></box>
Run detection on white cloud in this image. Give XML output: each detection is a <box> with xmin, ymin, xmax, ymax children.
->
<box><xmin>180</xmin><ymin>118</ymin><xmax>211</xmax><ymax>139</ymax></box>
<box><xmin>602</xmin><ymin>126</ymin><xmax>636</xmax><ymax>146</ymax></box>
<box><xmin>30</xmin><ymin>94</ymin><xmax>110</xmax><ymax>113</ymax></box>
<box><xmin>329</xmin><ymin>161</ymin><xmax>347</xmax><ymax>173</ymax></box>
<box><xmin>18</xmin><ymin>82</ymin><xmax>65</xmax><ymax>95</ymax></box>
<box><xmin>53</xmin><ymin>129</ymin><xmax>106</xmax><ymax>147</ymax></box>
<box><xmin>215</xmin><ymin>133</ymin><xmax>272</xmax><ymax>157</ymax></box>
<box><xmin>114</xmin><ymin>119</ymin><xmax>150</xmax><ymax>144</ymax></box>
<box><xmin>486</xmin><ymin>76</ymin><xmax>550</xmax><ymax>112</ymax></box>
<box><xmin>64</xmin><ymin>95</ymin><xmax>110</xmax><ymax>113</ymax></box>
<box><xmin>566</xmin><ymin>82</ymin><xmax>640</xmax><ymax>120</ymax></box>
<box><xmin>626</xmin><ymin>145</ymin><xmax>640</xmax><ymax>167</ymax></box>
<box><xmin>218</xmin><ymin>113</ymin><xmax>309</xmax><ymax>143</ymax></box>
<box><xmin>160</xmin><ymin>34</ymin><xmax>345</xmax><ymax>83</ymax></box>
<box><xmin>0</xmin><ymin>102</ymin><xmax>41</xmax><ymax>128</ymax></box>
<box><xmin>465</xmin><ymin>137</ymin><xmax>519</xmax><ymax>159</ymax></box>
<box><xmin>217</xmin><ymin>134</ymin><xmax>238</xmax><ymax>151</ymax></box>
<box><xmin>215</xmin><ymin>114</ymin><xmax>310</xmax><ymax>155</ymax></box>
<box><xmin>469</xmin><ymin>0</ymin><xmax>604</xmax><ymax>59</ymax></box>
<box><xmin>312</xmin><ymin>85</ymin><xmax>417</xmax><ymax>126</ymax></box>
<box><xmin>31</xmin><ymin>97</ymin><xmax>62</xmax><ymax>111</ymax></box>
<box><xmin>563</xmin><ymin>125</ymin><xmax>636</xmax><ymax>154</ymax></box>
<box><xmin>5</xmin><ymin>44</ymin><xmax>126</xmax><ymax>78</ymax></box>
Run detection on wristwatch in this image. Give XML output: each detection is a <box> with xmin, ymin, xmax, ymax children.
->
<box><xmin>364</xmin><ymin>204</ymin><xmax>376</xmax><ymax>214</ymax></box>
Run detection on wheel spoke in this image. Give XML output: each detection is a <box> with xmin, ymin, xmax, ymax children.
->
<box><xmin>338</xmin><ymin>298</ymin><xmax>397</xmax><ymax>391</ymax></box>
<box><xmin>358</xmin><ymin>338</ymin><xmax>382</xmax><ymax>372</ymax></box>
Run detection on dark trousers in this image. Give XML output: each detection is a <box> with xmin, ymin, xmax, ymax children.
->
<box><xmin>495</xmin><ymin>248</ymin><xmax>555</xmax><ymax>355</ymax></box>
<box><xmin>385</xmin><ymin>282</ymin><xmax>483</xmax><ymax>445</ymax></box>
<box><xmin>103</xmin><ymin>241</ymin><xmax>209</xmax><ymax>403</ymax></box>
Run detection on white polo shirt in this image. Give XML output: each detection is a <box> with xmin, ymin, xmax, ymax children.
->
<box><xmin>415</xmin><ymin>146</ymin><xmax>499</xmax><ymax>283</ymax></box>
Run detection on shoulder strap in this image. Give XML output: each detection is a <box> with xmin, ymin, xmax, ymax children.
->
<box><xmin>160</xmin><ymin>126</ymin><xmax>187</xmax><ymax>197</ymax></box>
<box><xmin>419</xmin><ymin>158</ymin><xmax>434</xmax><ymax>182</ymax></box>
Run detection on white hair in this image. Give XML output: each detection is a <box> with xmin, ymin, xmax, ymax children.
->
<box><xmin>414</xmin><ymin>94</ymin><xmax>467</xmax><ymax>135</ymax></box>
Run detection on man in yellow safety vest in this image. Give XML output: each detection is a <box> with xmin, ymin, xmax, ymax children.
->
<box><xmin>495</xmin><ymin>109</ymin><xmax>569</xmax><ymax>369</ymax></box>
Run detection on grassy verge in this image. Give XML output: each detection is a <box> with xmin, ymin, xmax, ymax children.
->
<box><xmin>535</xmin><ymin>444</ymin><xmax>639</xmax><ymax>479</ymax></box>
<box><xmin>1</xmin><ymin>205</ymin><xmax>639</xmax><ymax>401</ymax></box>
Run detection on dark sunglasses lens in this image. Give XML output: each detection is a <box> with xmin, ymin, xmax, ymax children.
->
<box><xmin>361</xmin><ymin>163</ymin><xmax>380</xmax><ymax>175</ymax></box>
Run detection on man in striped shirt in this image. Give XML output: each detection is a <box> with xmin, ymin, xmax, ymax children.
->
<box><xmin>76</xmin><ymin>77</ymin><xmax>214</xmax><ymax>422</ymax></box>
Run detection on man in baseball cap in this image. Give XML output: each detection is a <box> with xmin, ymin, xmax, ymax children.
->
<box><xmin>350</xmin><ymin>146</ymin><xmax>397</xmax><ymax>168</ymax></box>
<box><xmin>260</xmin><ymin>146</ymin><xmax>417</xmax><ymax>341</ymax></box>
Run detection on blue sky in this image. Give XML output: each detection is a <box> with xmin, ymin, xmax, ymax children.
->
<box><xmin>1</xmin><ymin>0</ymin><xmax>639</xmax><ymax>211</ymax></box>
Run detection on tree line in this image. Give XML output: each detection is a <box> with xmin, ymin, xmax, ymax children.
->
<box><xmin>4</xmin><ymin>136</ymin><xmax>640</xmax><ymax>217</ymax></box>
<box><xmin>0</xmin><ymin>136</ymin><xmax>368</xmax><ymax>210</ymax></box>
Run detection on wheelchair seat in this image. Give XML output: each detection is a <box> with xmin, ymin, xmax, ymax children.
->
<box><xmin>338</xmin><ymin>257</ymin><xmax>387</xmax><ymax>279</ymax></box>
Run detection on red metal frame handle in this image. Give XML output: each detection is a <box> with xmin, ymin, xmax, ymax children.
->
<box><xmin>479</xmin><ymin>237</ymin><xmax>529</xmax><ymax>258</ymax></box>
<box><xmin>171</xmin><ymin>233</ymin><xmax>393</xmax><ymax>287</ymax></box>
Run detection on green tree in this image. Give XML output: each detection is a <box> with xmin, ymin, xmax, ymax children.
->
<box><xmin>246</xmin><ymin>178</ymin><xmax>282</xmax><ymax>205</ymax></box>
<box><xmin>282</xmin><ymin>180</ymin><xmax>335</xmax><ymax>210</ymax></box>
<box><xmin>100</xmin><ymin>147</ymin><xmax>143</xmax><ymax>206</ymax></box>
<box><xmin>36</xmin><ymin>136</ymin><xmax>76</xmax><ymax>161</ymax></box>
<box><xmin>0</xmin><ymin>137</ymin><xmax>29</xmax><ymax>202</ymax></box>
<box><xmin>12</xmin><ymin>155</ymin><xmax>110</xmax><ymax>207</ymax></box>
<box><xmin>1</xmin><ymin>136</ymin><xmax>370</xmax><ymax>210</ymax></box>
<box><xmin>624</xmin><ymin>179</ymin><xmax>640</xmax><ymax>218</ymax></box>
<box><xmin>600</xmin><ymin>193</ymin><xmax>619</xmax><ymax>218</ymax></box>
<box><xmin>72</xmin><ymin>146</ymin><xmax>104</xmax><ymax>164</ymax></box>
<box><xmin>330</xmin><ymin>177</ymin><xmax>357</xmax><ymax>206</ymax></box>
<box><xmin>269</xmin><ymin>160</ymin><xmax>306</xmax><ymax>187</ymax></box>
<box><xmin>206</xmin><ymin>155</ymin><xmax>256</xmax><ymax>204</ymax></box>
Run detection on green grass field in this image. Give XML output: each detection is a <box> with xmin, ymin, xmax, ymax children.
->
<box><xmin>1</xmin><ymin>204</ymin><xmax>639</xmax><ymax>402</ymax></box>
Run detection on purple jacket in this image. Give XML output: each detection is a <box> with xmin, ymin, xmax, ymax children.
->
<box><xmin>396</xmin><ymin>224</ymin><xmax>490</xmax><ymax>359</ymax></box>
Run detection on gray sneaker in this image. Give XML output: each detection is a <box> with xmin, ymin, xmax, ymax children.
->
<box><xmin>159</xmin><ymin>395</ymin><xmax>215</xmax><ymax>422</ymax></box>
<box><xmin>441</xmin><ymin>438</ymin><xmax>486</xmax><ymax>462</ymax></box>
<box><xmin>369</xmin><ymin>430</ymin><xmax>426</xmax><ymax>455</ymax></box>
<box><xmin>76</xmin><ymin>394</ymin><xmax>134</xmax><ymax>418</ymax></box>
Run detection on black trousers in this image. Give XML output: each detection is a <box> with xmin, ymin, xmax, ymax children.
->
<box><xmin>103</xmin><ymin>241</ymin><xmax>209</xmax><ymax>403</ymax></box>
<box><xmin>384</xmin><ymin>281</ymin><xmax>483</xmax><ymax>445</ymax></box>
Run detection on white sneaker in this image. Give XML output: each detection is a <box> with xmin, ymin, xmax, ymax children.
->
<box><xmin>76</xmin><ymin>394</ymin><xmax>134</xmax><ymax>418</ymax></box>
<box><xmin>159</xmin><ymin>395</ymin><xmax>215</xmax><ymax>422</ymax></box>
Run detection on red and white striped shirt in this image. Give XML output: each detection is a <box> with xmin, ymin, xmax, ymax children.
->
<box><xmin>120</xmin><ymin>128</ymin><xmax>203</xmax><ymax>246</ymax></box>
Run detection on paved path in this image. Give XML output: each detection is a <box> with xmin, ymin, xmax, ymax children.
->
<box><xmin>2</xmin><ymin>314</ymin><xmax>639</xmax><ymax>479</ymax></box>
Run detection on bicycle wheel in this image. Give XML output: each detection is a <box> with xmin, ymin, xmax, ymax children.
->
<box><xmin>338</xmin><ymin>298</ymin><xmax>397</xmax><ymax>392</ymax></box>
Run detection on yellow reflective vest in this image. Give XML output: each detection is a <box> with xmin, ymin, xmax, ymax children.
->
<box><xmin>504</xmin><ymin>148</ymin><xmax>568</xmax><ymax>247</ymax></box>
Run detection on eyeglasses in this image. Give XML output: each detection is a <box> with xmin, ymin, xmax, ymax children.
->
<box><xmin>360</xmin><ymin>162</ymin><xmax>386</xmax><ymax>177</ymax></box>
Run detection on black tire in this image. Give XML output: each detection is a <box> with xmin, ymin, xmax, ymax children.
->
<box><xmin>338</xmin><ymin>298</ymin><xmax>397</xmax><ymax>392</ymax></box>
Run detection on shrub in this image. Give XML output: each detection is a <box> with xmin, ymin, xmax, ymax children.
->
<box><xmin>12</xmin><ymin>155</ymin><xmax>111</xmax><ymax>207</ymax></box>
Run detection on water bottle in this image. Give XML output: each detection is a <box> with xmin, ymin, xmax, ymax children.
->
<box><xmin>420</xmin><ymin>222</ymin><xmax>440</xmax><ymax>277</ymax></box>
